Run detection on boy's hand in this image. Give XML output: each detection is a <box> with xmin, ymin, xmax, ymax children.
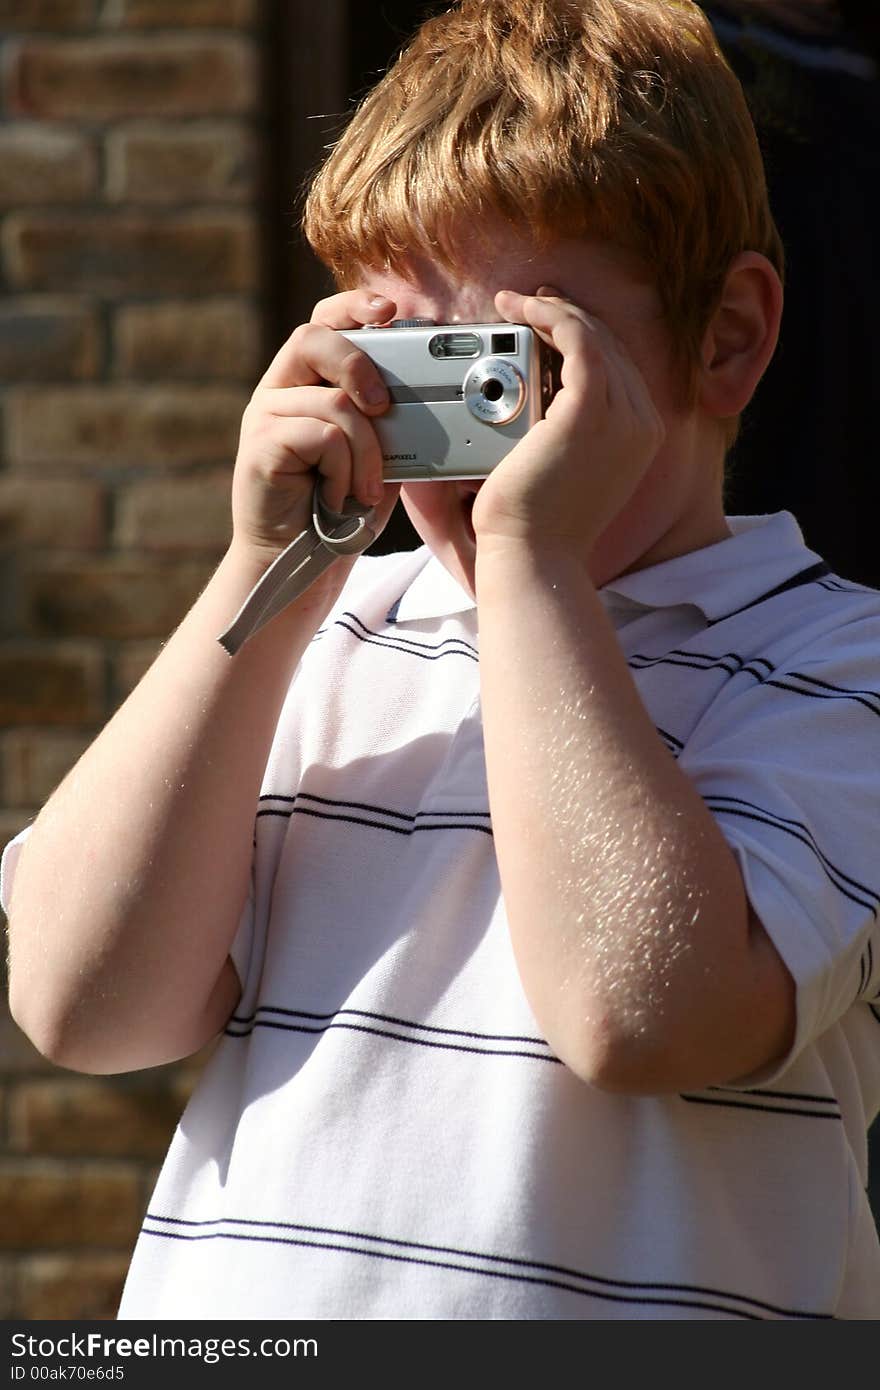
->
<box><xmin>472</xmin><ymin>289</ymin><xmax>665</xmax><ymax>559</ymax></box>
<box><xmin>230</xmin><ymin>290</ymin><xmax>401</xmax><ymax>563</ymax></box>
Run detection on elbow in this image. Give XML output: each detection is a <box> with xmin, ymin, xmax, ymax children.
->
<box><xmin>9</xmin><ymin>984</ymin><xmax>180</xmax><ymax>1076</ymax></box>
<box><xmin>6</xmin><ymin>929</ymin><xmax>76</xmax><ymax>1070</ymax></box>
<box><xmin>7</xmin><ymin>942</ymin><xmax>125</xmax><ymax>1074</ymax></box>
<box><xmin>557</xmin><ymin>1034</ymin><xmax>678</xmax><ymax>1097</ymax></box>
<box><xmin>8</xmin><ymin>967</ymin><xmax>108</xmax><ymax>1074</ymax></box>
<box><xmin>7</xmin><ymin>937</ymin><xmax>241</xmax><ymax>1075</ymax></box>
<box><xmin>7</xmin><ymin>977</ymin><xmax>81</xmax><ymax>1072</ymax></box>
<box><xmin>543</xmin><ymin>998</ymin><xmax>690</xmax><ymax>1096</ymax></box>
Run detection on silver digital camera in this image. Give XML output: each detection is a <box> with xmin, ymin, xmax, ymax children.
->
<box><xmin>340</xmin><ymin>319</ymin><xmax>561</xmax><ymax>480</ymax></box>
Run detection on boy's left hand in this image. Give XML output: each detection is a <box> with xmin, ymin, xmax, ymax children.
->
<box><xmin>472</xmin><ymin>289</ymin><xmax>665</xmax><ymax>558</ymax></box>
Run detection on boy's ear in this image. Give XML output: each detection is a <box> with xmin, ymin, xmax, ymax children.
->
<box><xmin>697</xmin><ymin>252</ymin><xmax>783</xmax><ymax>419</ymax></box>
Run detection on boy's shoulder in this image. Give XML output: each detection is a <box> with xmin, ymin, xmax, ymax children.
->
<box><xmin>607</xmin><ymin>510</ymin><xmax>880</xmax><ymax>643</ymax></box>
<box><xmin>606</xmin><ymin>513</ymin><xmax>880</xmax><ymax>755</ymax></box>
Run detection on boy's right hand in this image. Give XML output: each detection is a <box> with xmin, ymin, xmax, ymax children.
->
<box><xmin>229</xmin><ymin>290</ymin><xmax>402</xmax><ymax>566</ymax></box>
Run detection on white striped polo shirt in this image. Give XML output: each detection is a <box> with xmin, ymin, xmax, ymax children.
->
<box><xmin>5</xmin><ymin>510</ymin><xmax>880</xmax><ymax>1318</ymax></box>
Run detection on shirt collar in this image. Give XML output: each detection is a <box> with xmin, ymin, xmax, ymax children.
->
<box><xmin>388</xmin><ymin>547</ymin><xmax>477</xmax><ymax>624</ymax></box>
<box><xmin>387</xmin><ymin>513</ymin><xmax>823</xmax><ymax>626</ymax></box>
<box><xmin>602</xmin><ymin>512</ymin><xmax>824</xmax><ymax>621</ymax></box>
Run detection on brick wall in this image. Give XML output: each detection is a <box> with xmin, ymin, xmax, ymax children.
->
<box><xmin>1</xmin><ymin>0</ymin><xmax>268</xmax><ymax>1319</ymax></box>
<box><xmin>4</xmin><ymin>0</ymin><xmax>876</xmax><ymax>1322</ymax></box>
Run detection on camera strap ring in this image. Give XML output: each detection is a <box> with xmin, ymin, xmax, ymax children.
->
<box><xmin>217</xmin><ymin>480</ymin><xmax>377</xmax><ymax>656</ymax></box>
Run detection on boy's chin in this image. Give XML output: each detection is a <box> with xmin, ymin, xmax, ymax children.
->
<box><xmin>399</xmin><ymin>481</ymin><xmax>480</xmax><ymax>599</ymax></box>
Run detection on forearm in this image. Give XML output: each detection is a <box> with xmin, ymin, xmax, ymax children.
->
<box><xmin>476</xmin><ymin>540</ymin><xmax>793</xmax><ymax>1092</ymax></box>
<box><xmin>6</xmin><ymin>543</ymin><xmax>351</xmax><ymax>1072</ymax></box>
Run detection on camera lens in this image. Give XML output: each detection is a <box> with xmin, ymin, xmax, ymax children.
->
<box><xmin>463</xmin><ymin>356</ymin><xmax>526</xmax><ymax>426</ymax></box>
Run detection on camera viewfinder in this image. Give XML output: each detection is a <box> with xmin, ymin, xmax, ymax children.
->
<box><xmin>491</xmin><ymin>332</ymin><xmax>517</xmax><ymax>354</ymax></box>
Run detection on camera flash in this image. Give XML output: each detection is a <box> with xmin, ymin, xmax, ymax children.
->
<box><xmin>429</xmin><ymin>332</ymin><xmax>482</xmax><ymax>359</ymax></box>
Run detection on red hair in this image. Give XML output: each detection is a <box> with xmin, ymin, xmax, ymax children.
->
<box><xmin>304</xmin><ymin>0</ymin><xmax>783</xmax><ymax>397</ymax></box>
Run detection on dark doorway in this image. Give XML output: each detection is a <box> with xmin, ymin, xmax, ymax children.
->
<box><xmin>265</xmin><ymin>3</ymin><xmax>445</xmax><ymax>554</ymax></box>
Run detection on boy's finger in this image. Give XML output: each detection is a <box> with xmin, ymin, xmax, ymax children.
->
<box><xmin>259</xmin><ymin>384</ymin><xmax>385</xmax><ymax>503</ymax></box>
<box><xmin>497</xmin><ymin>290</ymin><xmax>590</xmax><ymax>348</ymax></box>
<box><xmin>517</xmin><ymin>294</ymin><xmax>657</xmax><ymax>429</ymax></box>
<box><xmin>259</xmin><ymin>415</ymin><xmax>354</xmax><ymax>513</ymax></box>
<box><xmin>495</xmin><ymin>288</ymin><xmax>577</xmax><ymax>325</ymax></box>
<box><xmin>509</xmin><ymin>290</ymin><xmax>632</xmax><ymax>369</ymax></box>
<box><xmin>257</xmin><ymin>320</ymin><xmax>390</xmax><ymax>412</ymax></box>
<box><xmin>311</xmin><ymin>290</ymin><xmax>396</xmax><ymax>330</ymax></box>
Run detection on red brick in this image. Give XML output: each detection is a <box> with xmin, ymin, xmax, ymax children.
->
<box><xmin>0</xmin><ymin>1160</ymin><xmax>144</xmax><ymax>1248</ymax></box>
<box><xmin>0</xmin><ymin>809</ymin><xmax>31</xmax><ymax>863</ymax></box>
<box><xmin>0</xmin><ymin>298</ymin><xmax>101</xmax><ymax>381</ymax></box>
<box><xmin>0</xmin><ymin>0</ymin><xmax>94</xmax><ymax>28</ymax></box>
<box><xmin>106</xmin><ymin>119</ymin><xmax>259</xmax><ymax>203</ymax></box>
<box><xmin>105</xmin><ymin>0</ymin><xmax>258</xmax><ymax>26</ymax></box>
<box><xmin>0</xmin><ymin>1005</ymin><xmax>59</xmax><ymax>1077</ymax></box>
<box><xmin>7</xmin><ymin>1076</ymin><xmax>191</xmax><ymax>1159</ymax></box>
<box><xmin>112</xmin><ymin>639</ymin><xmax>162</xmax><ymax>698</ymax></box>
<box><xmin>114</xmin><ymin>472</ymin><xmax>232</xmax><ymax>551</ymax></box>
<box><xmin>2</xmin><ymin>209</ymin><xmax>259</xmax><ymax>294</ymax></box>
<box><xmin>0</xmin><ymin>125</ymin><xmax>97</xmax><ymax>205</ymax></box>
<box><xmin>6</xmin><ymin>384</ymin><xmax>247</xmax><ymax>469</ymax></box>
<box><xmin>25</xmin><ymin>555</ymin><xmax>215</xmax><ymax>638</ymax></box>
<box><xmin>8</xmin><ymin>36</ymin><xmax>259</xmax><ymax>119</ymax></box>
<box><xmin>16</xmin><ymin>1253</ymin><xmax>129</xmax><ymax>1320</ymax></box>
<box><xmin>0</xmin><ymin>1256</ymin><xmax>15</xmax><ymax>1320</ymax></box>
<box><xmin>114</xmin><ymin>297</ymin><xmax>262</xmax><ymax>379</ymax></box>
<box><xmin>0</xmin><ymin>643</ymin><xmax>106</xmax><ymax>725</ymax></box>
<box><xmin>0</xmin><ymin>477</ymin><xmax>105</xmax><ymax>548</ymax></box>
<box><xmin>1</xmin><ymin>729</ymin><xmax>92</xmax><ymax>806</ymax></box>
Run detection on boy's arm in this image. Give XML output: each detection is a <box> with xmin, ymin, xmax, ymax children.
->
<box><xmin>5</xmin><ymin>291</ymin><xmax>400</xmax><ymax>1076</ymax></box>
<box><xmin>475</xmin><ymin>291</ymin><xmax>795</xmax><ymax>1095</ymax></box>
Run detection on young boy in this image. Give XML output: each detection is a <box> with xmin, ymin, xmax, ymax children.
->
<box><xmin>4</xmin><ymin>0</ymin><xmax>880</xmax><ymax>1319</ymax></box>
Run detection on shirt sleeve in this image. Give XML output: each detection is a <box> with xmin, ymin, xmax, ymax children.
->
<box><xmin>678</xmin><ymin>612</ymin><xmax>880</xmax><ymax>1079</ymax></box>
<box><xmin>0</xmin><ymin>823</ymin><xmax>32</xmax><ymax>918</ymax></box>
<box><xmin>228</xmin><ymin>873</ymin><xmax>256</xmax><ymax>991</ymax></box>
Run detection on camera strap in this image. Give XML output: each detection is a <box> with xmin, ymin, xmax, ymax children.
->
<box><xmin>217</xmin><ymin>481</ymin><xmax>377</xmax><ymax>656</ymax></box>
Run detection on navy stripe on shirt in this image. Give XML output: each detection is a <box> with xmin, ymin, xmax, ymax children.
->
<box><xmin>630</xmin><ymin>650</ymin><xmax>880</xmax><ymax>719</ymax></box>
<box><xmin>705</xmin><ymin>794</ymin><xmax>880</xmax><ymax>918</ymax></box>
<box><xmin>314</xmin><ymin>610</ymin><xmax>479</xmax><ymax>663</ymax></box>
<box><xmin>224</xmin><ymin>1004</ymin><xmax>847</xmax><ymax>1127</ymax></box>
<box><xmin>256</xmin><ymin>791</ymin><xmax>493</xmax><ymax>838</ymax></box>
<box><xmin>138</xmin><ymin>1212</ymin><xmax>830</xmax><ymax>1320</ymax></box>
<box><xmin>225</xmin><ymin>1004</ymin><xmax>559</xmax><ymax>1064</ymax></box>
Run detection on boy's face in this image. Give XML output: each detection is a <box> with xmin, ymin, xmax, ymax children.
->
<box><xmin>357</xmin><ymin>232</ymin><xmax>728</xmax><ymax>596</ymax></box>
